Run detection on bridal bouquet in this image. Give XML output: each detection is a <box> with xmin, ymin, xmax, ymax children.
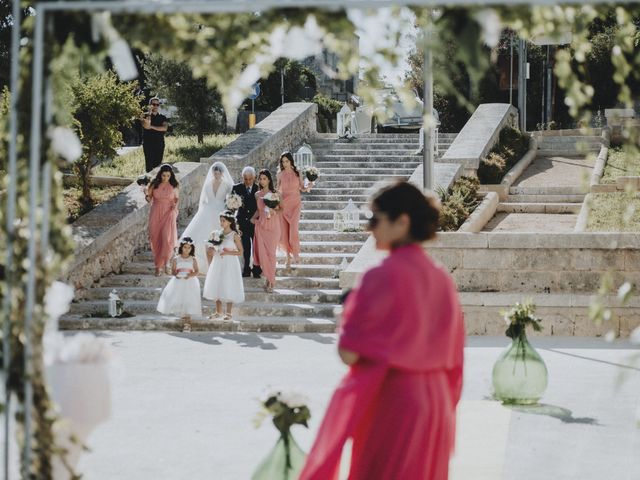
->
<box><xmin>225</xmin><ymin>192</ymin><xmax>243</xmax><ymax>211</ymax></box>
<box><xmin>208</xmin><ymin>229</ymin><xmax>225</xmax><ymax>247</ymax></box>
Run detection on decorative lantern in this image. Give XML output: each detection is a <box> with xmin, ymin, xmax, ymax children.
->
<box><xmin>108</xmin><ymin>289</ymin><xmax>124</xmax><ymax>318</ymax></box>
<box><xmin>333</xmin><ymin>199</ymin><xmax>360</xmax><ymax>232</ymax></box>
<box><xmin>333</xmin><ymin>256</ymin><xmax>350</xmax><ymax>279</ymax></box>
<box><xmin>293</xmin><ymin>143</ymin><xmax>314</xmax><ymax>170</ymax></box>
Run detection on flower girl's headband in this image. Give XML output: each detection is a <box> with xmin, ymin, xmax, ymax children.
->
<box><xmin>180</xmin><ymin>237</ymin><xmax>194</xmax><ymax>245</ymax></box>
<box><xmin>220</xmin><ymin>210</ymin><xmax>236</xmax><ymax>222</ymax></box>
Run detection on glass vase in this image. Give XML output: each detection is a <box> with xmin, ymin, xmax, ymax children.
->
<box><xmin>492</xmin><ymin>332</ymin><xmax>548</xmax><ymax>405</ymax></box>
<box><xmin>252</xmin><ymin>432</ymin><xmax>307</xmax><ymax>480</ymax></box>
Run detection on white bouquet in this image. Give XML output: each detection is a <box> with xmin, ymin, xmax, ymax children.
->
<box><xmin>208</xmin><ymin>229</ymin><xmax>225</xmax><ymax>247</ymax></box>
<box><xmin>304</xmin><ymin>166</ymin><xmax>319</xmax><ymax>182</ymax></box>
<box><xmin>225</xmin><ymin>192</ymin><xmax>243</xmax><ymax>211</ymax></box>
<box><xmin>263</xmin><ymin>192</ymin><xmax>280</xmax><ymax>218</ymax></box>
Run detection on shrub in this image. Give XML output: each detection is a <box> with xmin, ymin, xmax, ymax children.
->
<box><xmin>438</xmin><ymin>176</ymin><xmax>480</xmax><ymax>231</ymax></box>
<box><xmin>478</xmin><ymin>127</ymin><xmax>528</xmax><ymax>184</ymax></box>
<box><xmin>313</xmin><ymin>94</ymin><xmax>342</xmax><ymax>133</ymax></box>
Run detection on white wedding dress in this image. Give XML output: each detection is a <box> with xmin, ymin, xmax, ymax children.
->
<box><xmin>181</xmin><ymin>162</ymin><xmax>233</xmax><ymax>272</ymax></box>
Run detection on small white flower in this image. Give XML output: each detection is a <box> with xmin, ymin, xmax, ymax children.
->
<box><xmin>612</xmin><ymin>45</ymin><xmax>622</xmax><ymax>56</ymax></box>
<box><xmin>278</xmin><ymin>391</ymin><xmax>309</xmax><ymax>408</ymax></box>
<box><xmin>49</xmin><ymin>127</ymin><xmax>82</xmax><ymax>162</ymax></box>
<box><xmin>604</xmin><ymin>330</ymin><xmax>616</xmax><ymax>342</ymax></box>
<box><xmin>630</xmin><ymin>326</ymin><xmax>640</xmax><ymax>345</ymax></box>
<box><xmin>475</xmin><ymin>9</ymin><xmax>502</xmax><ymax>48</ymax></box>
<box><xmin>47</xmin><ymin>332</ymin><xmax>113</xmax><ymax>365</ymax></box>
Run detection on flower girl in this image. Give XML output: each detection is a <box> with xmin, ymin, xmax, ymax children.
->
<box><xmin>203</xmin><ymin>211</ymin><xmax>245</xmax><ymax>320</ymax></box>
<box><xmin>157</xmin><ymin>237</ymin><xmax>202</xmax><ymax>332</ymax></box>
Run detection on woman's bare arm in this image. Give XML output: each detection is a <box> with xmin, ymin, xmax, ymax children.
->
<box><xmin>338</xmin><ymin>347</ymin><xmax>359</xmax><ymax>365</ymax></box>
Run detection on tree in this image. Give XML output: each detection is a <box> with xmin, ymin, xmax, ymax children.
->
<box><xmin>70</xmin><ymin>71</ymin><xmax>141</xmax><ymax>207</ymax></box>
<box><xmin>143</xmin><ymin>54</ymin><xmax>225</xmax><ymax>143</ymax></box>
<box><xmin>243</xmin><ymin>58</ymin><xmax>317</xmax><ymax>112</ymax></box>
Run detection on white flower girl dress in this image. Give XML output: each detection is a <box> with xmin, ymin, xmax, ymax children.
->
<box><xmin>157</xmin><ymin>256</ymin><xmax>202</xmax><ymax>317</ymax></box>
<box><xmin>203</xmin><ymin>231</ymin><xmax>245</xmax><ymax>303</ymax></box>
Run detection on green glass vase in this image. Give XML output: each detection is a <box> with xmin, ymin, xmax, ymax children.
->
<box><xmin>492</xmin><ymin>332</ymin><xmax>548</xmax><ymax>405</ymax></box>
<box><xmin>252</xmin><ymin>433</ymin><xmax>307</xmax><ymax>480</ymax></box>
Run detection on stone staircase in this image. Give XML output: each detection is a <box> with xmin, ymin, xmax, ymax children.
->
<box><xmin>61</xmin><ymin>133</ymin><xmax>458</xmax><ymax>332</ymax></box>
<box><xmin>486</xmin><ymin>132</ymin><xmax>602</xmax><ymax>232</ymax></box>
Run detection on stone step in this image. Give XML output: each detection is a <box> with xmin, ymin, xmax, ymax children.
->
<box><xmin>312</xmin><ymin>168</ymin><xmax>416</xmax><ymax>176</ymax></box>
<box><xmin>536</xmin><ymin>149</ymin><xmax>599</xmax><ymax>157</ymax></box>
<box><xmin>309</xmin><ymin>180</ymin><xmax>389</xmax><ymax>188</ymax></box>
<box><xmin>99</xmin><ymin>274</ymin><xmax>340</xmax><ymax>289</ymax></box>
<box><xmin>497</xmin><ymin>202</ymin><xmax>584</xmax><ymax>214</ymax></box>
<box><xmin>302</xmin><ymin>201</ymin><xmax>367</xmax><ymax>210</ymax></box>
<box><xmin>317</xmin><ymin>172</ymin><xmax>414</xmax><ymax>180</ymax></box>
<box><xmin>509</xmin><ymin>186</ymin><xmax>588</xmax><ymax>195</ymax></box>
<box><xmin>84</xmin><ymin>286</ymin><xmax>343</xmax><ymax>303</ymax></box>
<box><xmin>536</xmin><ymin>135</ymin><xmax>602</xmax><ymax>143</ymax></box>
<box><xmin>298</xmin><ymin>219</ymin><xmax>367</xmax><ymax>231</ymax></box>
<box><xmin>59</xmin><ymin>314</ymin><xmax>337</xmax><ymax>333</ymax></box>
<box><xmin>505</xmin><ymin>194</ymin><xmax>586</xmax><ymax>203</ymax></box>
<box><xmin>67</xmin><ymin>299</ymin><xmax>339</xmax><ymax>318</ymax></box>
<box><xmin>312</xmin><ymin>145</ymin><xmax>422</xmax><ymax>153</ymax></box>
<box><xmin>130</xmin><ymin>251</ymin><xmax>356</xmax><ymax>268</ymax></box>
<box><xmin>298</xmin><ymin>230</ymin><xmax>369</xmax><ymax>242</ymax></box>
<box><xmin>303</xmin><ymin>192</ymin><xmax>371</xmax><ymax>199</ymax></box>
<box><xmin>314</xmin><ymin>161</ymin><xmax>420</xmax><ymax>169</ymax></box>
<box><xmin>315</xmin><ymin>155</ymin><xmax>420</xmax><ymax>162</ymax></box>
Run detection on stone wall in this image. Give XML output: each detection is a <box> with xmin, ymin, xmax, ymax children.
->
<box><xmin>440</xmin><ymin>103</ymin><xmax>518</xmax><ymax>173</ymax></box>
<box><xmin>63</xmin><ymin>162</ymin><xmax>207</xmax><ymax>295</ymax></box>
<box><xmin>203</xmin><ymin>102</ymin><xmax>318</xmax><ymax>179</ymax></box>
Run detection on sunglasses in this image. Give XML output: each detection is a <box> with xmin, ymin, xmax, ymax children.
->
<box><xmin>150</xmin><ymin>102</ymin><xmax>160</xmax><ymax>106</ymax></box>
<box><xmin>367</xmin><ymin>212</ymin><xmax>385</xmax><ymax>229</ymax></box>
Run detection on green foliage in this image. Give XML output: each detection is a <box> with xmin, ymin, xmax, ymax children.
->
<box><xmin>438</xmin><ymin>175</ymin><xmax>480</xmax><ymax>231</ymax></box>
<box><xmin>0</xmin><ymin>85</ymin><xmax>8</xmax><ymax>174</ymax></box>
<box><xmin>477</xmin><ymin>126</ymin><xmax>528</xmax><ymax>184</ymax></box>
<box><xmin>312</xmin><ymin>93</ymin><xmax>342</xmax><ymax>132</ymax></box>
<box><xmin>248</xmin><ymin>58</ymin><xmax>317</xmax><ymax>112</ymax></box>
<box><xmin>93</xmin><ymin>133</ymin><xmax>237</xmax><ymax>178</ymax></box>
<box><xmin>143</xmin><ymin>54</ymin><xmax>225</xmax><ymax>142</ymax></box>
<box><xmin>70</xmin><ymin>71</ymin><xmax>142</xmax><ymax>206</ymax></box>
<box><xmin>601</xmin><ymin>147</ymin><xmax>640</xmax><ymax>184</ymax></box>
<box><xmin>501</xmin><ymin>300</ymin><xmax>543</xmax><ymax>340</ymax></box>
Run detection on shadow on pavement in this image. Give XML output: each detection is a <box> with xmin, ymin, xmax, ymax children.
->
<box><xmin>508</xmin><ymin>403</ymin><xmax>600</xmax><ymax>425</ymax></box>
<box><xmin>168</xmin><ymin>332</ymin><xmax>336</xmax><ymax>349</ymax></box>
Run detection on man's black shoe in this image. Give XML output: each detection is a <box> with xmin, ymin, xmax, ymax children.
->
<box><xmin>242</xmin><ymin>271</ymin><xmax>251</xmax><ymax>278</ymax></box>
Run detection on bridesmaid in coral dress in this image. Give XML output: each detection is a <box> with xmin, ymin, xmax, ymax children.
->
<box><xmin>146</xmin><ymin>164</ymin><xmax>179</xmax><ymax>276</ymax></box>
<box><xmin>251</xmin><ymin>169</ymin><xmax>281</xmax><ymax>292</ymax></box>
<box><xmin>276</xmin><ymin>151</ymin><xmax>309</xmax><ymax>269</ymax></box>
<box><xmin>300</xmin><ymin>181</ymin><xmax>465</xmax><ymax>480</ymax></box>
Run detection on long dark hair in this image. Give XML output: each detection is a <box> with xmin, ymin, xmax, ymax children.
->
<box><xmin>178</xmin><ymin>237</ymin><xmax>196</xmax><ymax>257</ymax></box>
<box><xmin>220</xmin><ymin>210</ymin><xmax>239</xmax><ymax>234</ymax></box>
<box><xmin>371</xmin><ymin>181</ymin><xmax>440</xmax><ymax>242</ymax></box>
<box><xmin>279</xmin><ymin>151</ymin><xmax>300</xmax><ymax>177</ymax></box>
<box><xmin>258</xmin><ymin>169</ymin><xmax>276</xmax><ymax>193</ymax></box>
<box><xmin>151</xmin><ymin>164</ymin><xmax>179</xmax><ymax>189</ymax></box>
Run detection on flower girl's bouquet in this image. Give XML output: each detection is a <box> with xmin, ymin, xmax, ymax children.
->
<box><xmin>208</xmin><ymin>229</ymin><xmax>225</xmax><ymax>250</ymax></box>
<box><xmin>225</xmin><ymin>192</ymin><xmax>243</xmax><ymax>211</ymax></box>
<box><xmin>262</xmin><ymin>192</ymin><xmax>280</xmax><ymax>218</ymax></box>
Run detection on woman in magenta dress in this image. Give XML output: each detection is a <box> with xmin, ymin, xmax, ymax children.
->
<box><xmin>251</xmin><ymin>169</ymin><xmax>281</xmax><ymax>293</ymax></box>
<box><xmin>146</xmin><ymin>164</ymin><xmax>179</xmax><ymax>276</ymax></box>
<box><xmin>276</xmin><ymin>151</ymin><xmax>308</xmax><ymax>269</ymax></box>
<box><xmin>300</xmin><ymin>181</ymin><xmax>465</xmax><ymax>480</ymax></box>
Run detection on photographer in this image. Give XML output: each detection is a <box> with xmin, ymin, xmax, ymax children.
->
<box><xmin>141</xmin><ymin>97</ymin><xmax>169</xmax><ymax>172</ymax></box>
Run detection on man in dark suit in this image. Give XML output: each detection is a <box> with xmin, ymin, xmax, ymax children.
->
<box><xmin>232</xmin><ymin>166</ymin><xmax>262</xmax><ymax>278</ymax></box>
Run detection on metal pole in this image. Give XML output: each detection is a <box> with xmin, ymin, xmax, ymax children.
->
<box><xmin>4</xmin><ymin>0</ymin><xmax>22</xmax><ymax>475</ymax></box>
<box><xmin>509</xmin><ymin>33</ymin><xmax>514</xmax><ymax>105</ymax></box>
<box><xmin>422</xmin><ymin>20</ymin><xmax>434</xmax><ymax>192</ymax></box>
<box><xmin>545</xmin><ymin>45</ymin><xmax>553</xmax><ymax>126</ymax></box>
<box><xmin>23</xmin><ymin>6</ymin><xmax>46</xmax><ymax>475</ymax></box>
<box><xmin>517</xmin><ymin>38</ymin><xmax>527</xmax><ymax>132</ymax></box>
<box><xmin>280</xmin><ymin>68</ymin><xmax>284</xmax><ymax>105</ymax></box>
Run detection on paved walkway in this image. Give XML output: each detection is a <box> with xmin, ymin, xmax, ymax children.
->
<box><xmin>6</xmin><ymin>333</ymin><xmax>633</xmax><ymax>480</ymax></box>
<box><xmin>514</xmin><ymin>155</ymin><xmax>595</xmax><ymax>189</ymax></box>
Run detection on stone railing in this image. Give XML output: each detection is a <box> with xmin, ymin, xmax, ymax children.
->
<box><xmin>440</xmin><ymin>103</ymin><xmax>518</xmax><ymax>174</ymax></box>
<box><xmin>63</xmin><ymin>162</ymin><xmax>207</xmax><ymax>295</ymax></box>
<box><xmin>341</xmin><ymin>232</ymin><xmax>640</xmax><ymax>336</ymax></box>
<box><xmin>203</xmin><ymin>102</ymin><xmax>318</xmax><ymax>178</ymax></box>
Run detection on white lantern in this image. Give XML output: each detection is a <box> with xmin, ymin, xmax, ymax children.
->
<box><xmin>108</xmin><ymin>289</ymin><xmax>124</xmax><ymax>318</ymax></box>
<box><xmin>294</xmin><ymin>143</ymin><xmax>314</xmax><ymax>170</ymax></box>
<box><xmin>333</xmin><ymin>199</ymin><xmax>361</xmax><ymax>232</ymax></box>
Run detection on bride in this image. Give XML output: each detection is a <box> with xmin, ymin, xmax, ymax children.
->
<box><xmin>181</xmin><ymin>161</ymin><xmax>234</xmax><ymax>271</ymax></box>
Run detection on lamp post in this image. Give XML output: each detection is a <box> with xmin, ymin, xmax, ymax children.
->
<box><xmin>422</xmin><ymin>19</ymin><xmax>435</xmax><ymax>192</ymax></box>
